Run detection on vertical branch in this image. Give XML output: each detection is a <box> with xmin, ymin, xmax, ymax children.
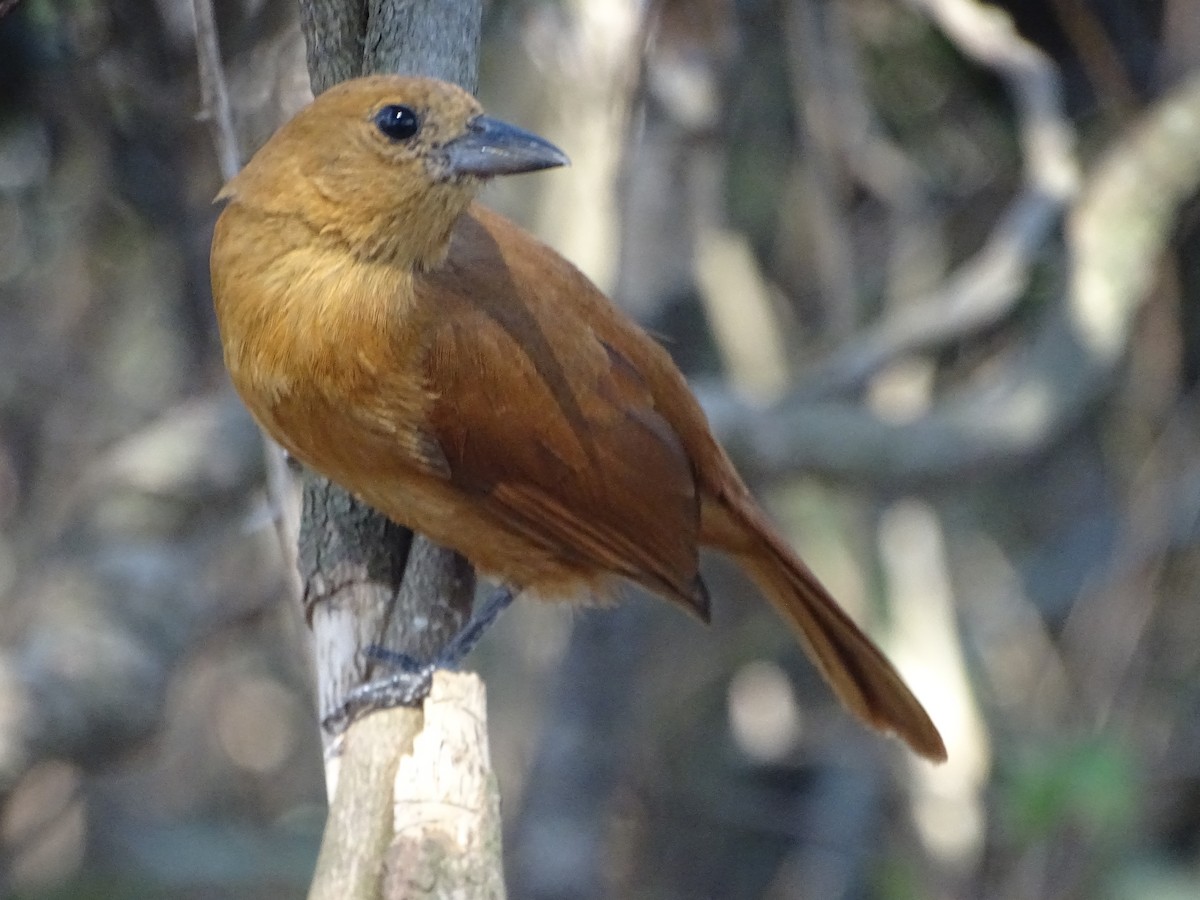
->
<box><xmin>365</xmin><ymin>0</ymin><xmax>481</xmax><ymax>92</ymax></box>
<box><xmin>193</xmin><ymin>0</ymin><xmax>239</xmax><ymax>181</ymax></box>
<box><xmin>784</xmin><ymin>0</ymin><xmax>860</xmax><ymax>340</ymax></box>
<box><xmin>296</xmin><ymin>0</ymin><xmax>367</xmax><ymax>93</ymax></box>
<box><xmin>510</xmin><ymin>2</ymin><xmax>730</xmax><ymax>895</ymax></box>
<box><xmin>193</xmin><ymin>0</ymin><xmax>302</xmax><ymax>594</ymax></box>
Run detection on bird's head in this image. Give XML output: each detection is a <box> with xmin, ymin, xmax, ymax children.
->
<box><xmin>218</xmin><ymin>75</ymin><xmax>568</xmax><ymax>269</ymax></box>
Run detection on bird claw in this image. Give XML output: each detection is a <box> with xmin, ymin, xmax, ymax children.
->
<box><xmin>321</xmin><ymin>662</ymin><xmax>436</xmax><ymax>734</ymax></box>
<box><xmin>320</xmin><ymin>586</ymin><xmax>517</xmax><ymax>734</ymax></box>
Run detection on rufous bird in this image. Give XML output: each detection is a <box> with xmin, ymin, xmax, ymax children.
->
<box><xmin>210</xmin><ymin>75</ymin><xmax>946</xmax><ymax>761</ymax></box>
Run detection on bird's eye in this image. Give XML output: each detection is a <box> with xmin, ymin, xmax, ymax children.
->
<box><xmin>374</xmin><ymin>105</ymin><xmax>420</xmax><ymax>141</ymax></box>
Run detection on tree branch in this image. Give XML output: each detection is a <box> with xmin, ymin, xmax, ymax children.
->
<box><xmin>799</xmin><ymin>0</ymin><xmax>1080</xmax><ymax>399</ymax></box>
<box><xmin>309</xmin><ymin>672</ymin><xmax>503</xmax><ymax>900</ymax></box>
<box><xmin>707</xmin><ymin>67</ymin><xmax>1200</xmax><ymax>487</ymax></box>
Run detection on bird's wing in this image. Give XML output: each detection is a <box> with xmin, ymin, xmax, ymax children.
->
<box><xmin>415</xmin><ymin>207</ymin><xmax>706</xmax><ymax>614</ymax></box>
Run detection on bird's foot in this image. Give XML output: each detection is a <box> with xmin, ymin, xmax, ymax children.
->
<box><xmin>321</xmin><ymin>585</ymin><xmax>516</xmax><ymax>733</ymax></box>
<box><xmin>321</xmin><ymin>656</ymin><xmax>435</xmax><ymax>733</ymax></box>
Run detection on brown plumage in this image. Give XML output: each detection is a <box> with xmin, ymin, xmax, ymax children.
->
<box><xmin>210</xmin><ymin>75</ymin><xmax>946</xmax><ymax>761</ymax></box>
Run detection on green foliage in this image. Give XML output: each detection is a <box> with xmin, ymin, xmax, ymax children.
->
<box><xmin>1002</xmin><ymin>736</ymin><xmax>1138</xmax><ymax>846</ymax></box>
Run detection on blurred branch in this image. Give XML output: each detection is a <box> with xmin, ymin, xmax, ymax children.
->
<box><xmin>1058</xmin><ymin>398</ymin><xmax>1200</xmax><ymax>724</ymax></box>
<box><xmin>193</xmin><ymin>0</ymin><xmax>240</xmax><ymax>181</ymax></box>
<box><xmin>1049</xmin><ymin>0</ymin><xmax>1138</xmax><ymax>117</ymax></box>
<box><xmin>0</xmin><ymin>0</ymin><xmax>20</xmax><ymax>21</ymax></box>
<box><xmin>798</xmin><ymin>0</ymin><xmax>942</xmax><ymax>316</ymax></box>
<box><xmin>800</xmin><ymin>0</ymin><xmax>1080</xmax><ymax>398</ymax></box>
<box><xmin>193</xmin><ymin>0</ymin><xmax>302</xmax><ymax>599</ymax></box>
<box><xmin>784</xmin><ymin>0</ymin><xmax>860</xmax><ymax>340</ymax></box>
<box><xmin>0</xmin><ymin>396</ymin><xmax>275</xmax><ymax>794</ymax></box>
<box><xmin>508</xmin><ymin>609</ymin><xmax>647</xmax><ymax>900</ymax></box>
<box><xmin>511</xmin><ymin>3</ymin><xmax>733</xmax><ymax>895</ymax></box>
<box><xmin>707</xmin><ymin>66</ymin><xmax>1200</xmax><ymax>486</ymax></box>
<box><xmin>1160</xmin><ymin>0</ymin><xmax>1200</xmax><ymax>87</ymax></box>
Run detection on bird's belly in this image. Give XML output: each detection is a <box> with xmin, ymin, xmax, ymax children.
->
<box><xmin>250</xmin><ymin>384</ymin><xmax>609</xmax><ymax>604</ymax></box>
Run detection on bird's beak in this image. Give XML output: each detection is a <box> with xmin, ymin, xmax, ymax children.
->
<box><xmin>441</xmin><ymin>115</ymin><xmax>569</xmax><ymax>178</ymax></box>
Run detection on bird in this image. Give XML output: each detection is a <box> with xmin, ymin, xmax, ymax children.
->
<box><xmin>209</xmin><ymin>75</ymin><xmax>946</xmax><ymax>762</ymax></box>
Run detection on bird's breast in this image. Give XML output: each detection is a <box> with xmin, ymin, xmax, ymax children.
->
<box><xmin>212</xmin><ymin>214</ymin><xmax>435</xmax><ymax>487</ymax></box>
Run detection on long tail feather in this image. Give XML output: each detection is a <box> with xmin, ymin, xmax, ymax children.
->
<box><xmin>707</xmin><ymin>501</ymin><xmax>946</xmax><ymax>761</ymax></box>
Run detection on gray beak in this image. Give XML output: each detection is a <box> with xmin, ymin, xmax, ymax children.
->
<box><xmin>442</xmin><ymin>115</ymin><xmax>569</xmax><ymax>178</ymax></box>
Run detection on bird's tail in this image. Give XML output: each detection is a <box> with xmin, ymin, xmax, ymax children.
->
<box><xmin>705</xmin><ymin>499</ymin><xmax>946</xmax><ymax>761</ymax></box>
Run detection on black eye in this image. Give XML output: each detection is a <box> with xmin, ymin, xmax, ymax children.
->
<box><xmin>374</xmin><ymin>105</ymin><xmax>420</xmax><ymax>140</ymax></box>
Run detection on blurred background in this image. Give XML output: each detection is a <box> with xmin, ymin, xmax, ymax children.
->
<box><xmin>1</xmin><ymin>0</ymin><xmax>1198</xmax><ymax>897</ymax></box>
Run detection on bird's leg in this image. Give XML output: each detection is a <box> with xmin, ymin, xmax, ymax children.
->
<box><xmin>321</xmin><ymin>585</ymin><xmax>516</xmax><ymax>732</ymax></box>
<box><xmin>435</xmin><ymin>582</ymin><xmax>517</xmax><ymax>667</ymax></box>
